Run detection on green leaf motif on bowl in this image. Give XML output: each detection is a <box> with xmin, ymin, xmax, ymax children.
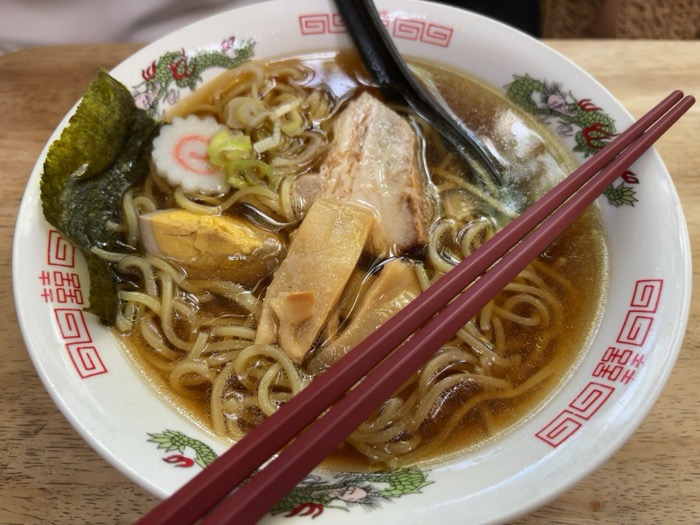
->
<box><xmin>132</xmin><ymin>37</ymin><xmax>255</xmax><ymax>119</ymax></box>
<box><xmin>506</xmin><ymin>74</ymin><xmax>638</xmax><ymax>207</ymax></box>
<box><xmin>147</xmin><ymin>430</ymin><xmax>433</xmax><ymax>518</ymax></box>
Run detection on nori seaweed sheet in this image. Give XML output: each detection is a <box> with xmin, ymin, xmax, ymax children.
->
<box><xmin>40</xmin><ymin>70</ymin><xmax>161</xmax><ymax>324</ymax></box>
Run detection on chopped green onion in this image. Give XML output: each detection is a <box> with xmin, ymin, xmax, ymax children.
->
<box><xmin>253</xmin><ymin>120</ymin><xmax>282</xmax><ymax>153</ymax></box>
<box><xmin>208</xmin><ymin>130</ymin><xmax>253</xmax><ymax>167</ymax></box>
<box><xmin>207</xmin><ymin>129</ymin><xmax>276</xmax><ymax>189</ymax></box>
<box><xmin>270</xmin><ymin>98</ymin><xmax>302</xmax><ymax>119</ymax></box>
<box><xmin>224</xmin><ymin>96</ymin><xmax>267</xmax><ymax>129</ymax></box>
<box><xmin>280</xmin><ymin>109</ymin><xmax>303</xmax><ymax>137</ymax></box>
<box><xmin>225</xmin><ymin>159</ymin><xmax>277</xmax><ymax>189</ymax></box>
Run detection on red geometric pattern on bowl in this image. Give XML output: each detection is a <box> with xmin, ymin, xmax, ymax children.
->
<box><xmin>392</xmin><ymin>18</ymin><xmax>452</xmax><ymax>47</ymax></box>
<box><xmin>534</xmin><ymin>278</ymin><xmax>663</xmax><ymax>447</ymax></box>
<box><xmin>66</xmin><ymin>341</ymin><xmax>108</xmax><ymax>378</ymax></box>
<box><xmin>47</xmin><ymin>229</ymin><xmax>76</xmax><ymax>267</ymax></box>
<box><xmin>617</xmin><ymin>279</ymin><xmax>663</xmax><ymax>346</ymax></box>
<box><xmin>535</xmin><ymin>381</ymin><xmax>616</xmax><ymax>448</ymax></box>
<box><xmin>298</xmin><ymin>11</ymin><xmax>453</xmax><ymax>47</ymax></box>
<box><xmin>39</xmin><ymin>231</ymin><xmax>107</xmax><ymax>378</ymax></box>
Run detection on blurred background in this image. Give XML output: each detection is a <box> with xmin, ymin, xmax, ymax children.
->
<box><xmin>539</xmin><ymin>0</ymin><xmax>700</xmax><ymax>38</ymax></box>
<box><xmin>1</xmin><ymin>0</ymin><xmax>698</xmax><ymax>55</ymax></box>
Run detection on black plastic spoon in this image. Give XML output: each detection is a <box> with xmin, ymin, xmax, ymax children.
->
<box><xmin>335</xmin><ymin>0</ymin><xmax>509</xmax><ymax>188</ymax></box>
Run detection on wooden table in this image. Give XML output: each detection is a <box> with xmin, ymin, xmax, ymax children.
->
<box><xmin>1</xmin><ymin>41</ymin><xmax>698</xmax><ymax>524</ymax></box>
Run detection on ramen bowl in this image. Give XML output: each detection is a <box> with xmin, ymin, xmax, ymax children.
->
<box><xmin>12</xmin><ymin>1</ymin><xmax>690</xmax><ymax>523</ymax></box>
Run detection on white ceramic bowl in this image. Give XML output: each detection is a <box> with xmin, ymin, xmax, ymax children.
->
<box><xmin>13</xmin><ymin>1</ymin><xmax>690</xmax><ymax>523</ymax></box>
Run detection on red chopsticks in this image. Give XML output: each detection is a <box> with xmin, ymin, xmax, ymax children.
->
<box><xmin>138</xmin><ymin>91</ymin><xmax>694</xmax><ymax>525</ymax></box>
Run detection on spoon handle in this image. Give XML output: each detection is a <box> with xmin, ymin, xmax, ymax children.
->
<box><xmin>335</xmin><ymin>0</ymin><xmax>509</xmax><ymax>187</ymax></box>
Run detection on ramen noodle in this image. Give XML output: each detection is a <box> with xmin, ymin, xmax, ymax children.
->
<box><xmin>100</xmin><ymin>52</ymin><xmax>607</xmax><ymax>470</ymax></box>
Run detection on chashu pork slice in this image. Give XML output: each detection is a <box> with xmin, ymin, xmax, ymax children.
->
<box><xmin>319</xmin><ymin>92</ymin><xmax>433</xmax><ymax>255</ymax></box>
